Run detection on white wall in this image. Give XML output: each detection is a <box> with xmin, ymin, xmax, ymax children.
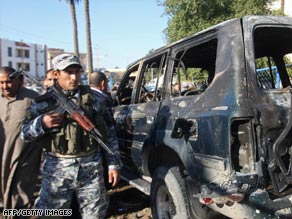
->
<box><xmin>0</xmin><ymin>38</ymin><xmax>47</xmax><ymax>79</ymax></box>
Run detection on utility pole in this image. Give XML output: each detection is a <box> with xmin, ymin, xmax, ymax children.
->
<box><xmin>21</xmin><ymin>40</ymin><xmax>24</xmax><ymax>70</ymax></box>
<box><xmin>96</xmin><ymin>47</ymin><xmax>98</xmax><ymax>69</ymax></box>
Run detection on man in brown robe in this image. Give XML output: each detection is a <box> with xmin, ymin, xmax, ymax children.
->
<box><xmin>0</xmin><ymin>67</ymin><xmax>42</xmax><ymax>212</ymax></box>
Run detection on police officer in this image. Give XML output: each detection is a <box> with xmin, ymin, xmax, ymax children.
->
<box><xmin>21</xmin><ymin>54</ymin><xmax>120</xmax><ymax>219</ymax></box>
<box><xmin>89</xmin><ymin>71</ymin><xmax>121</xmax><ymax>189</ymax></box>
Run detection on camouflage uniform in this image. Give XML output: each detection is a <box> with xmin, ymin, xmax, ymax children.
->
<box><xmin>21</xmin><ymin>85</ymin><xmax>120</xmax><ymax>219</ymax></box>
<box><xmin>91</xmin><ymin>88</ymin><xmax>122</xmax><ymax>167</ymax></box>
<box><xmin>91</xmin><ymin>88</ymin><xmax>122</xmax><ymax>190</ymax></box>
<box><xmin>37</xmin><ymin>152</ymin><xmax>108</xmax><ymax>219</ymax></box>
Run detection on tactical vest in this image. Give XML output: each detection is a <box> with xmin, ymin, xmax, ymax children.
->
<box><xmin>38</xmin><ymin>86</ymin><xmax>108</xmax><ymax>155</ymax></box>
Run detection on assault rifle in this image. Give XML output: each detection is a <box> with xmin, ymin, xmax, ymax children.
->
<box><xmin>11</xmin><ymin>70</ymin><xmax>114</xmax><ymax>155</ymax></box>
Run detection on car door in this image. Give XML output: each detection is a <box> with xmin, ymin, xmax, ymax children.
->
<box><xmin>114</xmin><ymin>63</ymin><xmax>140</xmax><ymax>171</ymax></box>
<box><xmin>243</xmin><ymin>16</ymin><xmax>292</xmax><ymax>193</ymax></box>
<box><xmin>125</xmin><ymin>53</ymin><xmax>167</xmax><ymax>172</ymax></box>
<box><xmin>156</xmin><ymin>34</ymin><xmax>232</xmax><ymax>180</ymax></box>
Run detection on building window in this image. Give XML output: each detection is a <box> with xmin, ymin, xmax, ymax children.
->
<box><xmin>24</xmin><ymin>63</ymin><xmax>30</xmax><ymax>71</ymax></box>
<box><xmin>8</xmin><ymin>47</ymin><xmax>12</xmax><ymax>57</ymax></box>
<box><xmin>16</xmin><ymin>49</ymin><xmax>29</xmax><ymax>58</ymax></box>
<box><xmin>16</xmin><ymin>63</ymin><xmax>30</xmax><ymax>71</ymax></box>
<box><xmin>8</xmin><ymin>61</ymin><xmax>13</xmax><ymax>67</ymax></box>
<box><xmin>16</xmin><ymin>63</ymin><xmax>22</xmax><ymax>69</ymax></box>
<box><xmin>24</xmin><ymin>50</ymin><xmax>30</xmax><ymax>58</ymax></box>
<box><xmin>16</xmin><ymin>49</ymin><xmax>23</xmax><ymax>58</ymax></box>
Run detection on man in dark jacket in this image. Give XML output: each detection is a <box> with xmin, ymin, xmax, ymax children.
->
<box><xmin>89</xmin><ymin>71</ymin><xmax>114</xmax><ymax>114</ymax></box>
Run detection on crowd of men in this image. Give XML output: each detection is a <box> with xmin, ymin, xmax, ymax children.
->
<box><xmin>0</xmin><ymin>54</ymin><xmax>122</xmax><ymax>219</ymax></box>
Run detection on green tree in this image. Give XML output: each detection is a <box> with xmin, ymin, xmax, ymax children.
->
<box><xmin>84</xmin><ymin>0</ymin><xmax>93</xmax><ymax>75</ymax></box>
<box><xmin>230</xmin><ymin>0</ymin><xmax>271</xmax><ymax>17</ymax></box>
<box><xmin>66</xmin><ymin>0</ymin><xmax>80</xmax><ymax>56</ymax></box>
<box><xmin>158</xmin><ymin>0</ymin><xmax>272</xmax><ymax>43</ymax></box>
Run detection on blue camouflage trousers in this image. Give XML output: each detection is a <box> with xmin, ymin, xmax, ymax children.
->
<box><xmin>35</xmin><ymin>152</ymin><xmax>109</xmax><ymax>219</ymax></box>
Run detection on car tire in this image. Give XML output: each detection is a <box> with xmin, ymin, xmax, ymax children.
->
<box><xmin>150</xmin><ymin>165</ymin><xmax>191</xmax><ymax>219</ymax></box>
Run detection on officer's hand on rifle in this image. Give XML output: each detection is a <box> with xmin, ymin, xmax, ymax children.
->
<box><xmin>41</xmin><ymin>112</ymin><xmax>64</xmax><ymax>129</ymax></box>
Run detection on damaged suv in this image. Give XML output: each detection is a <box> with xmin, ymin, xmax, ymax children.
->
<box><xmin>113</xmin><ymin>16</ymin><xmax>292</xmax><ymax>219</ymax></box>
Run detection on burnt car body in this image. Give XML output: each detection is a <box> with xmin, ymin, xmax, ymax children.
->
<box><xmin>113</xmin><ymin>16</ymin><xmax>292</xmax><ymax>218</ymax></box>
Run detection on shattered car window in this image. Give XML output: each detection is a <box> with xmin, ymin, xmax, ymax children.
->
<box><xmin>171</xmin><ymin>39</ymin><xmax>217</xmax><ymax>97</ymax></box>
<box><xmin>254</xmin><ymin>26</ymin><xmax>292</xmax><ymax>89</ymax></box>
<box><xmin>137</xmin><ymin>54</ymin><xmax>166</xmax><ymax>103</ymax></box>
<box><xmin>117</xmin><ymin>65</ymin><xmax>138</xmax><ymax>105</ymax></box>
